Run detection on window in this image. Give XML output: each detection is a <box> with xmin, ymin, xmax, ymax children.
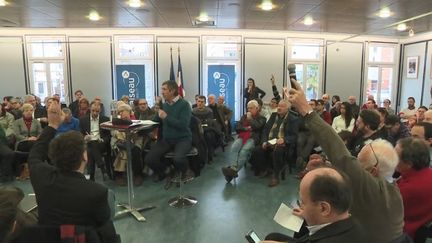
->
<box><xmin>365</xmin><ymin>43</ymin><xmax>398</xmax><ymax>106</ymax></box>
<box><xmin>202</xmin><ymin>36</ymin><xmax>242</xmax><ymax>121</ymax></box>
<box><xmin>114</xmin><ymin>35</ymin><xmax>155</xmax><ymax>106</ymax></box>
<box><xmin>26</xmin><ymin>36</ymin><xmax>68</xmax><ymax>104</ymax></box>
<box><xmin>288</xmin><ymin>39</ymin><xmax>323</xmax><ymax>100</ymax></box>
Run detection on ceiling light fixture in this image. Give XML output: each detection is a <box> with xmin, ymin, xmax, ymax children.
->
<box><xmin>304</xmin><ymin>16</ymin><xmax>314</xmax><ymax>26</ymax></box>
<box><xmin>0</xmin><ymin>0</ymin><xmax>7</xmax><ymax>6</ymax></box>
<box><xmin>260</xmin><ymin>1</ymin><xmax>273</xmax><ymax>11</ymax></box>
<box><xmin>198</xmin><ymin>13</ymin><xmax>209</xmax><ymax>22</ymax></box>
<box><xmin>409</xmin><ymin>29</ymin><xmax>414</xmax><ymax>37</ymax></box>
<box><xmin>128</xmin><ymin>0</ymin><xmax>142</xmax><ymax>8</ymax></box>
<box><xmin>88</xmin><ymin>11</ymin><xmax>101</xmax><ymax>21</ymax></box>
<box><xmin>396</xmin><ymin>23</ymin><xmax>407</xmax><ymax>31</ymax></box>
<box><xmin>378</xmin><ymin>7</ymin><xmax>391</xmax><ymax>18</ymax></box>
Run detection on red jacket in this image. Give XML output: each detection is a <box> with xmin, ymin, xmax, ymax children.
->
<box><xmin>319</xmin><ymin>111</ymin><xmax>332</xmax><ymax>125</ymax></box>
<box><xmin>397</xmin><ymin>167</ymin><xmax>432</xmax><ymax>238</ymax></box>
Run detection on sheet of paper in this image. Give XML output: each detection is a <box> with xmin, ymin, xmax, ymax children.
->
<box><xmin>132</xmin><ymin>120</ymin><xmax>159</xmax><ymax>125</ymax></box>
<box><xmin>268</xmin><ymin>138</ymin><xmax>277</xmax><ymax>145</ymax></box>
<box><xmin>273</xmin><ymin>203</ymin><xmax>304</xmax><ymax>232</ymax></box>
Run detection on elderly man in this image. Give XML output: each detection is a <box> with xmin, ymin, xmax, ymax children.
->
<box><xmin>208</xmin><ymin>94</ymin><xmax>229</xmax><ymax>140</ymax></box>
<box><xmin>348</xmin><ymin>95</ymin><xmax>360</xmax><ymax>118</ymax></box>
<box><xmin>217</xmin><ymin>95</ymin><xmax>233</xmax><ymax>140</ymax></box>
<box><xmin>395</xmin><ymin>137</ymin><xmax>432</xmax><ymax>239</ymax></box>
<box><xmin>80</xmin><ymin>102</ymin><xmax>111</xmax><ymax>181</ymax></box>
<box><xmin>287</xmin><ymin>81</ymin><xmax>405</xmax><ymax>243</ymax></box>
<box><xmin>221</xmin><ymin>100</ymin><xmax>266</xmax><ymax>183</ymax></box>
<box><xmin>263</xmin><ymin>168</ymin><xmax>365</xmax><ymax>243</ymax></box>
<box><xmin>56</xmin><ymin>108</ymin><xmax>80</xmax><ymax>135</ymax></box>
<box><xmin>321</xmin><ymin>93</ymin><xmax>330</xmax><ymax>112</ymax></box>
<box><xmin>135</xmin><ymin>98</ymin><xmax>155</xmax><ymax>120</ymax></box>
<box><xmin>252</xmin><ymin>100</ymin><xmax>299</xmax><ymax>187</ymax></box>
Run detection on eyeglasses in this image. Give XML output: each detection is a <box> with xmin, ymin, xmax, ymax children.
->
<box><xmin>369</xmin><ymin>143</ymin><xmax>379</xmax><ymax>168</ymax></box>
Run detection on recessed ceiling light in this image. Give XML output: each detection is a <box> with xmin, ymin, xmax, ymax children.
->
<box><xmin>260</xmin><ymin>1</ymin><xmax>273</xmax><ymax>11</ymax></box>
<box><xmin>128</xmin><ymin>0</ymin><xmax>142</xmax><ymax>8</ymax></box>
<box><xmin>396</xmin><ymin>23</ymin><xmax>407</xmax><ymax>31</ymax></box>
<box><xmin>304</xmin><ymin>16</ymin><xmax>314</xmax><ymax>26</ymax></box>
<box><xmin>409</xmin><ymin>29</ymin><xmax>414</xmax><ymax>37</ymax></box>
<box><xmin>0</xmin><ymin>0</ymin><xmax>7</xmax><ymax>6</ymax></box>
<box><xmin>88</xmin><ymin>11</ymin><xmax>101</xmax><ymax>21</ymax></box>
<box><xmin>378</xmin><ymin>7</ymin><xmax>391</xmax><ymax>18</ymax></box>
<box><xmin>198</xmin><ymin>13</ymin><xmax>209</xmax><ymax>22</ymax></box>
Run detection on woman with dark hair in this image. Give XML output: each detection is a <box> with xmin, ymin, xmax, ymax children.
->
<box><xmin>76</xmin><ymin>98</ymin><xmax>90</xmax><ymax>119</ymax></box>
<box><xmin>244</xmin><ymin>78</ymin><xmax>266</xmax><ymax>106</ymax></box>
<box><xmin>332</xmin><ymin>102</ymin><xmax>355</xmax><ymax>133</ymax></box>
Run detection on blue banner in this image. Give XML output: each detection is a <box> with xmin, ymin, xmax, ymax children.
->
<box><xmin>208</xmin><ymin>64</ymin><xmax>235</xmax><ymax>123</ymax></box>
<box><xmin>115</xmin><ymin>65</ymin><xmax>145</xmax><ymax>100</ymax></box>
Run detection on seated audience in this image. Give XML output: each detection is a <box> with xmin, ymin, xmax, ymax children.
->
<box><xmin>252</xmin><ymin>100</ymin><xmax>298</xmax><ymax>187</ymax></box>
<box><xmin>27</xmin><ymin>101</ymin><xmax>118</xmax><ymax>240</ymax></box>
<box><xmin>80</xmin><ymin>102</ymin><xmax>110</xmax><ymax>181</ymax></box>
<box><xmin>8</xmin><ymin>98</ymin><xmax>23</xmax><ymax>120</ymax></box>
<box><xmin>135</xmin><ymin>98</ymin><xmax>155</xmax><ymax>120</ymax></box>
<box><xmin>13</xmin><ymin>103</ymin><xmax>42</xmax><ymax>151</ymax></box>
<box><xmin>383</xmin><ymin>98</ymin><xmax>395</xmax><ymax>115</ymax></box>
<box><xmin>287</xmin><ymin>81</ymin><xmax>404</xmax><ymax>243</ymax></box>
<box><xmin>332</xmin><ymin>102</ymin><xmax>355</xmax><ymax>133</ymax></box>
<box><xmin>217</xmin><ymin>95</ymin><xmax>234</xmax><ymax>140</ymax></box>
<box><xmin>93</xmin><ymin>96</ymin><xmax>106</xmax><ymax>117</ymax></box>
<box><xmin>75</xmin><ymin>98</ymin><xmax>90</xmax><ymax>119</ymax></box>
<box><xmin>145</xmin><ymin>80</ymin><xmax>193</xmax><ymax>184</ymax></box>
<box><xmin>56</xmin><ymin>108</ymin><xmax>80</xmax><ymax>135</ymax></box>
<box><xmin>207</xmin><ymin>94</ymin><xmax>229</xmax><ymax>142</ymax></box>
<box><xmin>316</xmin><ymin>99</ymin><xmax>331</xmax><ymax>125</ymax></box>
<box><xmin>69</xmin><ymin>89</ymin><xmax>83</xmax><ymax>116</ymax></box>
<box><xmin>0</xmin><ymin>126</ymin><xmax>14</xmax><ymax>182</ymax></box>
<box><xmin>385</xmin><ymin>114</ymin><xmax>411</xmax><ymax>146</ymax></box>
<box><xmin>423</xmin><ymin>110</ymin><xmax>432</xmax><ymax>123</ymax></box>
<box><xmin>348</xmin><ymin>109</ymin><xmax>382</xmax><ymax>156</ymax></box>
<box><xmin>348</xmin><ymin>95</ymin><xmax>360</xmax><ymax>118</ymax></box>
<box><xmin>416</xmin><ymin>106</ymin><xmax>428</xmax><ymax>123</ymax></box>
<box><xmin>263</xmin><ymin>167</ymin><xmax>365</xmax><ymax>243</ymax></box>
<box><xmin>221</xmin><ymin>100</ymin><xmax>266</xmax><ymax>183</ymax></box>
<box><xmin>400</xmin><ymin>97</ymin><xmax>416</xmax><ymax>120</ymax></box>
<box><xmin>329</xmin><ymin>95</ymin><xmax>341</xmax><ymax>120</ymax></box>
<box><xmin>395</xmin><ymin>137</ymin><xmax>432</xmax><ymax>239</ymax></box>
<box><xmin>111</xmin><ymin>104</ymin><xmax>144</xmax><ymax>186</ymax></box>
<box><xmin>0</xmin><ymin>103</ymin><xmax>15</xmax><ymax>144</ymax></box>
<box><xmin>410</xmin><ymin>122</ymin><xmax>432</xmax><ymax>146</ymax></box>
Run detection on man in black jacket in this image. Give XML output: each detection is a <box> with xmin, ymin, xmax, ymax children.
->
<box><xmin>263</xmin><ymin>167</ymin><xmax>365</xmax><ymax>243</ymax></box>
<box><xmin>28</xmin><ymin>101</ymin><xmax>118</xmax><ymax>242</ymax></box>
<box><xmin>252</xmin><ymin>100</ymin><xmax>299</xmax><ymax>187</ymax></box>
<box><xmin>79</xmin><ymin>101</ymin><xmax>111</xmax><ymax>181</ymax></box>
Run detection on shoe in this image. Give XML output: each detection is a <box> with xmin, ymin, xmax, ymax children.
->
<box><xmin>268</xmin><ymin>177</ymin><xmax>279</xmax><ymax>187</ymax></box>
<box><xmin>221</xmin><ymin>166</ymin><xmax>238</xmax><ymax>183</ymax></box>
<box><xmin>134</xmin><ymin>176</ymin><xmax>143</xmax><ymax>186</ymax></box>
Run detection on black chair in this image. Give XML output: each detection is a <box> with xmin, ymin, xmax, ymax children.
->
<box><xmin>414</xmin><ymin>221</ymin><xmax>432</xmax><ymax>243</ymax></box>
<box><xmin>12</xmin><ymin>223</ymin><xmax>121</xmax><ymax>243</ymax></box>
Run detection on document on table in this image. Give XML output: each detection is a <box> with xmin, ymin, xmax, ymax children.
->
<box><xmin>268</xmin><ymin>138</ymin><xmax>277</xmax><ymax>145</ymax></box>
<box><xmin>273</xmin><ymin>203</ymin><xmax>304</xmax><ymax>232</ymax></box>
<box><xmin>132</xmin><ymin>120</ymin><xmax>159</xmax><ymax>125</ymax></box>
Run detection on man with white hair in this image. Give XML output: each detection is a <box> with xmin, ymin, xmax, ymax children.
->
<box><xmin>221</xmin><ymin>100</ymin><xmax>266</xmax><ymax>183</ymax></box>
<box><xmin>287</xmin><ymin>80</ymin><xmax>404</xmax><ymax>243</ymax></box>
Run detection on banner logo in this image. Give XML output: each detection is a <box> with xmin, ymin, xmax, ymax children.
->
<box><xmin>212</xmin><ymin>71</ymin><xmax>231</xmax><ymax>97</ymax></box>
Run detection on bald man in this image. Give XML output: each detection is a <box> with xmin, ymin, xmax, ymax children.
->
<box><xmin>263</xmin><ymin>167</ymin><xmax>365</xmax><ymax>243</ymax></box>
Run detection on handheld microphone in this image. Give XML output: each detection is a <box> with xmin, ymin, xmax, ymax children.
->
<box><xmin>287</xmin><ymin>64</ymin><xmax>297</xmax><ymax>90</ymax></box>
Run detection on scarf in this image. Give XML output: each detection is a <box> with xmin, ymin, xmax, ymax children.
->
<box><xmin>238</xmin><ymin>117</ymin><xmax>252</xmax><ymax>144</ymax></box>
<box><xmin>24</xmin><ymin>117</ymin><xmax>33</xmax><ymax>133</ymax></box>
<box><xmin>268</xmin><ymin>113</ymin><xmax>288</xmax><ymax>140</ymax></box>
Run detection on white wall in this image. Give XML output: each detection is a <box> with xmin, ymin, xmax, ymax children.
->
<box><xmin>68</xmin><ymin>36</ymin><xmax>113</xmax><ymax>109</ymax></box>
<box><xmin>399</xmin><ymin>42</ymin><xmax>426</xmax><ymax>110</ymax></box>
<box><xmin>422</xmin><ymin>41</ymin><xmax>432</xmax><ymax>106</ymax></box>
<box><xmin>244</xmin><ymin>38</ymin><xmax>285</xmax><ymax>104</ymax></box>
<box><xmin>156</xmin><ymin>36</ymin><xmax>199</xmax><ymax>104</ymax></box>
<box><xmin>0</xmin><ymin>37</ymin><xmax>26</xmax><ymax>98</ymax></box>
<box><xmin>325</xmin><ymin>42</ymin><xmax>364</xmax><ymax>103</ymax></box>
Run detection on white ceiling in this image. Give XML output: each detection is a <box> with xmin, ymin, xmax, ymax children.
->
<box><xmin>0</xmin><ymin>0</ymin><xmax>431</xmax><ymax>36</ymax></box>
